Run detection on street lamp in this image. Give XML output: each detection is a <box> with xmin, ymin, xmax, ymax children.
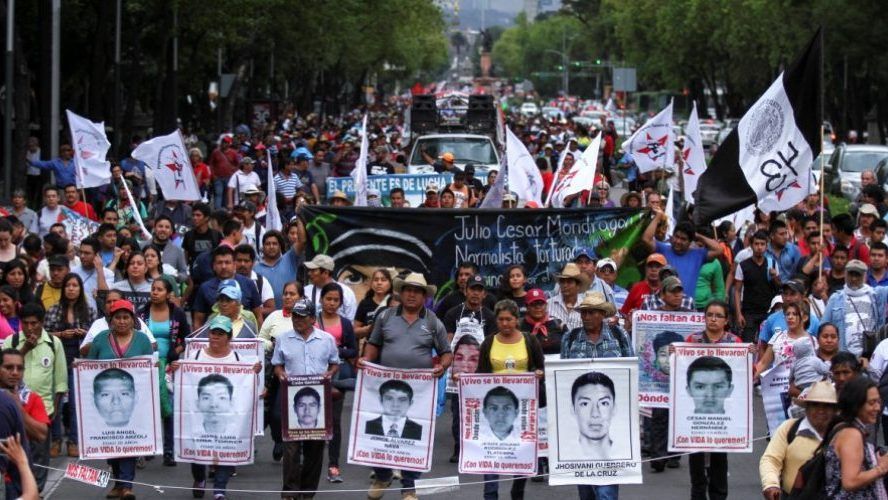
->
<box><xmin>544</xmin><ymin>28</ymin><xmax>577</xmax><ymax>97</ymax></box>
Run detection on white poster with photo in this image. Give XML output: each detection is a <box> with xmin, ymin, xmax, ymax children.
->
<box><xmin>545</xmin><ymin>358</ymin><xmax>642</xmax><ymax>486</ymax></box>
<box><xmin>458</xmin><ymin>373</ymin><xmax>538</xmax><ymax>475</ymax></box>
<box><xmin>347</xmin><ymin>362</ymin><xmax>437</xmax><ymax>472</ymax></box>
<box><xmin>668</xmin><ymin>343</ymin><xmax>753</xmax><ymax>453</ymax></box>
<box><xmin>446</xmin><ymin>328</ymin><xmax>485</xmax><ymax>393</ymax></box>
<box><xmin>184</xmin><ymin>338</ymin><xmax>265</xmax><ymax>436</ymax></box>
<box><xmin>175</xmin><ymin>361</ymin><xmax>258</xmax><ymax>466</ymax></box>
<box><xmin>282</xmin><ymin>375</ymin><xmax>333</xmax><ymax>441</ymax></box>
<box><xmin>74</xmin><ymin>356</ymin><xmax>162</xmax><ymax>459</ymax></box>
<box><xmin>632</xmin><ymin>310</ymin><xmax>705</xmax><ymax>408</ymax></box>
<box><xmin>760</xmin><ymin>363</ymin><xmax>792</xmax><ymax>435</ymax></box>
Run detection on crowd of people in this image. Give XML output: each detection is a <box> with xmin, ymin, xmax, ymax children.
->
<box><xmin>1</xmin><ymin>101</ymin><xmax>888</xmax><ymax>500</ymax></box>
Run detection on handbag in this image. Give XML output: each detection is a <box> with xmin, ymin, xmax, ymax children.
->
<box><xmin>849</xmin><ymin>297</ymin><xmax>881</xmax><ymax>358</ymax></box>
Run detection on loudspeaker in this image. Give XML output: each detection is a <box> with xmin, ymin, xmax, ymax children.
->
<box><xmin>410</xmin><ymin>95</ymin><xmax>437</xmax><ymax>134</ymax></box>
<box><xmin>466</xmin><ymin>95</ymin><xmax>495</xmax><ymax>133</ymax></box>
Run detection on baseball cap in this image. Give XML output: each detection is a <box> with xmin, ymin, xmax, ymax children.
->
<box><xmin>464</xmin><ymin>164</ymin><xmax>476</xmax><ymax>175</ymax></box>
<box><xmin>781</xmin><ymin>279</ymin><xmax>806</xmax><ymax>294</ymax></box>
<box><xmin>847</xmin><ymin>259</ymin><xmax>868</xmax><ymax>274</ymax></box>
<box><xmin>661</xmin><ymin>276</ymin><xmax>683</xmax><ymax>292</ymax></box>
<box><xmin>304</xmin><ymin>254</ymin><xmax>335</xmax><ymax>271</ymax></box>
<box><xmin>440</xmin><ymin>152</ymin><xmax>455</xmax><ymax>163</ymax></box>
<box><xmin>597</xmin><ymin>258</ymin><xmax>618</xmax><ymax>272</ymax></box>
<box><xmin>646</xmin><ymin>253</ymin><xmax>667</xmax><ymax>266</ymax></box>
<box><xmin>108</xmin><ymin>299</ymin><xmax>135</xmax><ymax>317</ymax></box>
<box><xmin>240</xmin><ymin>157</ymin><xmax>254</xmax><ymax>165</ymax></box>
<box><xmin>526</xmin><ymin>288</ymin><xmax>547</xmax><ymax>304</ymax></box>
<box><xmin>859</xmin><ymin>203</ymin><xmax>879</xmax><ymax>216</ymax></box>
<box><xmin>207</xmin><ymin>315</ymin><xmax>233</xmax><ymax>335</ymax></box>
<box><xmin>574</xmin><ymin>247</ymin><xmax>596</xmax><ymax>261</ymax></box>
<box><xmin>291</xmin><ymin>298</ymin><xmax>316</xmax><ymax>317</ymax></box>
<box><xmin>48</xmin><ymin>255</ymin><xmax>69</xmax><ymax>268</ymax></box>
<box><xmin>236</xmin><ymin>200</ymin><xmax>257</xmax><ymax>213</ymax></box>
<box><xmin>466</xmin><ymin>274</ymin><xmax>486</xmax><ymax>289</ymax></box>
<box><xmin>425</xmin><ymin>182</ymin><xmax>439</xmax><ymax>194</ymax></box>
<box><xmin>217</xmin><ymin>279</ymin><xmax>242</xmax><ymax>301</ymax></box>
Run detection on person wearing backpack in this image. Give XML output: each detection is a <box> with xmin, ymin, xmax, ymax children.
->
<box><xmin>759</xmin><ymin>381</ymin><xmax>838</xmax><ymax>498</ymax></box>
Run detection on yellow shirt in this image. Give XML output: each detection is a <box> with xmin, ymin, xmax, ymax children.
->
<box><xmin>490</xmin><ymin>336</ymin><xmax>528</xmax><ymax>373</ymax></box>
<box><xmin>39</xmin><ymin>283</ymin><xmax>62</xmax><ymax>311</ymax></box>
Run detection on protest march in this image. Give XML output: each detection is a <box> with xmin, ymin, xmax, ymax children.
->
<box><xmin>2</xmin><ymin>2</ymin><xmax>888</xmax><ymax>499</ymax></box>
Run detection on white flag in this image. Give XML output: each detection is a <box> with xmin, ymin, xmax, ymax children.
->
<box><xmin>504</xmin><ymin>127</ymin><xmax>544</xmax><ymax>206</ymax></box>
<box><xmin>131</xmin><ymin>131</ymin><xmax>201</xmax><ymax>201</ymax></box>
<box><xmin>119</xmin><ymin>175</ymin><xmax>151</xmax><ymax>240</ymax></box>
<box><xmin>664</xmin><ymin>188</ymin><xmax>676</xmax><ymax>237</ymax></box>
<box><xmin>479</xmin><ymin>156</ymin><xmax>507</xmax><ymax>208</ymax></box>
<box><xmin>66</xmin><ymin>110</ymin><xmax>112</xmax><ymax>189</ymax></box>
<box><xmin>605</xmin><ymin>97</ymin><xmax>618</xmax><ymax>115</ymax></box>
<box><xmin>682</xmin><ymin>102</ymin><xmax>707</xmax><ymax>205</ymax></box>
<box><xmin>549</xmin><ymin>134</ymin><xmax>601</xmax><ymax>208</ymax></box>
<box><xmin>351</xmin><ymin>114</ymin><xmax>369</xmax><ymax>207</ymax></box>
<box><xmin>625</xmin><ymin>100</ymin><xmax>674</xmax><ymax>173</ymax></box>
<box><xmin>265</xmin><ymin>149</ymin><xmax>282</xmax><ymax>232</ymax></box>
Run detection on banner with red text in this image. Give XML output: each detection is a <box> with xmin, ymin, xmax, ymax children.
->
<box><xmin>458</xmin><ymin>373</ymin><xmax>538</xmax><ymax>475</ymax></box>
<box><xmin>632</xmin><ymin>310</ymin><xmax>705</xmax><ymax>408</ymax></box>
<box><xmin>668</xmin><ymin>343</ymin><xmax>753</xmax><ymax>453</ymax></box>
<box><xmin>347</xmin><ymin>362</ymin><xmax>437</xmax><ymax>472</ymax></box>
<box><xmin>174</xmin><ymin>361</ymin><xmax>258</xmax><ymax>466</ymax></box>
<box><xmin>74</xmin><ymin>356</ymin><xmax>161</xmax><ymax>459</ymax></box>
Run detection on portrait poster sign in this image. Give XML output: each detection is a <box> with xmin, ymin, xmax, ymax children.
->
<box><xmin>174</xmin><ymin>361</ymin><xmax>258</xmax><ymax>466</ymax></box>
<box><xmin>668</xmin><ymin>343</ymin><xmax>753</xmax><ymax>453</ymax></box>
<box><xmin>632</xmin><ymin>310</ymin><xmax>705</xmax><ymax>408</ymax></box>
<box><xmin>760</xmin><ymin>363</ymin><xmax>792</xmax><ymax>435</ymax></box>
<box><xmin>347</xmin><ymin>361</ymin><xmax>437</xmax><ymax>472</ymax></box>
<box><xmin>446</xmin><ymin>329</ymin><xmax>485</xmax><ymax>394</ymax></box>
<box><xmin>281</xmin><ymin>375</ymin><xmax>333</xmax><ymax>441</ymax></box>
<box><xmin>184</xmin><ymin>337</ymin><xmax>265</xmax><ymax>436</ymax></box>
<box><xmin>74</xmin><ymin>356</ymin><xmax>162</xmax><ymax>459</ymax></box>
<box><xmin>458</xmin><ymin>373</ymin><xmax>538</xmax><ymax>475</ymax></box>
<box><xmin>544</xmin><ymin>358</ymin><xmax>641</xmax><ymax>486</ymax></box>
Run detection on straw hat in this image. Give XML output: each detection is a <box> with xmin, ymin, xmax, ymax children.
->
<box><xmin>555</xmin><ymin>262</ymin><xmax>591</xmax><ymax>292</ymax></box>
<box><xmin>576</xmin><ymin>291</ymin><xmax>616</xmax><ymax>317</ymax></box>
<box><xmin>393</xmin><ymin>272</ymin><xmax>437</xmax><ymax>296</ymax></box>
<box><xmin>793</xmin><ymin>380</ymin><xmax>838</xmax><ymax>407</ymax></box>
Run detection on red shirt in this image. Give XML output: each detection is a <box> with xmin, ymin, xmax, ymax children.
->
<box><xmin>209</xmin><ymin>147</ymin><xmax>240</xmax><ymax>179</ymax></box>
<box><xmin>66</xmin><ymin>201</ymin><xmax>97</xmax><ymax>221</ymax></box>
<box><xmin>621</xmin><ymin>281</ymin><xmax>654</xmax><ymax>316</ymax></box>
<box><xmin>21</xmin><ymin>390</ymin><xmax>50</xmax><ymax>426</ymax></box>
<box><xmin>193</xmin><ymin>162</ymin><xmax>212</xmax><ymax>187</ymax></box>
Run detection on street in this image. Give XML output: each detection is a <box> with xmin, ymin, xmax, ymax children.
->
<box><xmin>46</xmin><ymin>391</ymin><xmax>770</xmax><ymax>499</ymax></box>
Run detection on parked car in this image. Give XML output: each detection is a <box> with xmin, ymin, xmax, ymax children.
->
<box><xmin>520</xmin><ymin>102</ymin><xmax>540</xmax><ymax>117</ymax></box>
<box><xmin>824</xmin><ymin>144</ymin><xmax>888</xmax><ymax>200</ymax></box>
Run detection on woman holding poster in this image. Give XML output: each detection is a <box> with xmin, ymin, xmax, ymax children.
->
<box><xmin>474</xmin><ymin>299</ymin><xmax>545</xmax><ymax>500</ymax></box>
<box><xmin>85</xmin><ymin>299</ymin><xmax>154</xmax><ymax>500</ymax></box>
<box><xmin>170</xmin><ymin>315</ymin><xmax>261</xmax><ymax>499</ymax></box>
<box><xmin>681</xmin><ymin>300</ymin><xmax>743</xmax><ymax>500</ymax></box>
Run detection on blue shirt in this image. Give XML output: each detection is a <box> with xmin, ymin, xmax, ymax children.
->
<box><xmin>868</xmin><ymin>271</ymin><xmax>888</xmax><ymax>288</ymax></box>
<box><xmin>655</xmin><ymin>240</ymin><xmax>707</xmax><ymax>292</ymax></box>
<box><xmin>255</xmin><ymin>249</ymin><xmax>303</xmax><ymax>308</ymax></box>
<box><xmin>560</xmin><ymin>324</ymin><xmax>634</xmax><ymax>359</ymax></box>
<box><xmin>758</xmin><ymin>310</ymin><xmax>820</xmax><ymax>343</ymax></box>
<box><xmin>766</xmin><ymin>243</ymin><xmax>802</xmax><ymax>282</ymax></box>
<box><xmin>192</xmin><ymin>275</ymin><xmax>263</xmax><ymax>315</ymax></box>
<box><xmin>29</xmin><ymin>157</ymin><xmax>77</xmax><ymax>187</ymax></box>
<box><xmin>271</xmin><ymin>327</ymin><xmax>339</xmax><ymax>376</ymax></box>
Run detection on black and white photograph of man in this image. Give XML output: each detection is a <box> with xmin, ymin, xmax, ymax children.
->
<box><xmin>364</xmin><ymin>379</ymin><xmax>423</xmax><ymax>440</ymax></box>
<box><xmin>480</xmin><ymin>386</ymin><xmax>520</xmax><ymax>442</ymax></box>
<box><xmin>686</xmin><ymin>356</ymin><xmax>734</xmax><ymax>415</ymax></box>
<box><xmin>197</xmin><ymin>374</ymin><xmax>235</xmax><ymax>435</ymax></box>
<box><xmin>93</xmin><ymin>368</ymin><xmax>137</xmax><ymax>428</ymax></box>
<box><xmin>289</xmin><ymin>386</ymin><xmax>323</xmax><ymax>429</ymax></box>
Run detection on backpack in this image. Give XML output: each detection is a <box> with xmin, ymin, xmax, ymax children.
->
<box><xmin>787</xmin><ymin>423</ymin><xmax>856</xmax><ymax>500</ymax></box>
<box><xmin>785</xmin><ymin>417</ymin><xmax>803</xmax><ymax>445</ymax></box>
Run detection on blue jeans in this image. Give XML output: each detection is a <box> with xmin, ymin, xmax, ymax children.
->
<box><xmin>192</xmin><ymin>464</ymin><xmax>234</xmax><ymax>496</ymax></box>
<box><xmin>482</xmin><ymin>474</ymin><xmax>527</xmax><ymax>499</ymax></box>
<box><xmin>212</xmin><ymin>176</ymin><xmax>229</xmax><ymax>209</ymax></box>
<box><xmin>577</xmin><ymin>485</ymin><xmax>619</xmax><ymax>500</ymax></box>
<box><xmin>108</xmin><ymin>457</ymin><xmax>136</xmax><ymax>489</ymax></box>
<box><xmin>373</xmin><ymin>468</ymin><xmax>421</xmax><ymax>493</ymax></box>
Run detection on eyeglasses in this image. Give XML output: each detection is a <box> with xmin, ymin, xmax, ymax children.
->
<box><xmin>705</xmin><ymin>313</ymin><xmax>726</xmax><ymax>319</ymax></box>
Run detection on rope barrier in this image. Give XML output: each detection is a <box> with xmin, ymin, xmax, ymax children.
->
<box><xmin>37</xmin><ymin>434</ymin><xmax>771</xmax><ymax>495</ymax></box>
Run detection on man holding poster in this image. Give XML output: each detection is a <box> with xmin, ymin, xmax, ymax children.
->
<box><xmin>669</xmin><ymin>303</ymin><xmax>752</xmax><ymax>500</ymax></box>
<box><xmin>357</xmin><ymin>272</ymin><xmax>451</xmax><ymax>500</ymax></box>
<box><xmin>173</xmin><ymin>316</ymin><xmax>262</xmax><ymax>499</ymax></box>
<box><xmin>272</xmin><ymin>299</ymin><xmax>339</xmax><ymax>498</ymax></box>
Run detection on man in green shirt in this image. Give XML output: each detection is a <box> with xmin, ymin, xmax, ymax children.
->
<box><xmin>694</xmin><ymin>259</ymin><xmax>725</xmax><ymax>311</ymax></box>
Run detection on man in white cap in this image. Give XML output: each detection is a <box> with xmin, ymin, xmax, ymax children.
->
<box><xmin>303</xmin><ymin>254</ymin><xmax>357</xmax><ymax>320</ymax></box>
<box><xmin>823</xmin><ymin>259</ymin><xmax>888</xmax><ymax>357</ymax></box>
<box><xmin>359</xmin><ymin>272</ymin><xmax>451</xmax><ymax>500</ymax></box>
<box><xmin>596</xmin><ymin>258</ymin><xmax>627</xmax><ymax>310</ymax></box>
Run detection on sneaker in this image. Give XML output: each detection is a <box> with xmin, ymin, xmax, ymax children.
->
<box><xmin>272</xmin><ymin>442</ymin><xmax>283</xmax><ymax>462</ymax></box>
<box><xmin>392</xmin><ymin>470</ymin><xmax>402</xmax><ymax>481</ymax></box>
<box><xmin>50</xmin><ymin>440</ymin><xmax>61</xmax><ymax>458</ymax></box>
<box><xmin>230</xmin><ymin>467</ymin><xmax>237</xmax><ymax>477</ymax></box>
<box><xmin>651</xmin><ymin>461</ymin><xmax>665</xmax><ymax>473</ymax></box>
<box><xmin>327</xmin><ymin>466</ymin><xmax>343</xmax><ymax>483</ymax></box>
<box><xmin>667</xmin><ymin>458</ymin><xmax>680</xmax><ymax>469</ymax></box>
<box><xmin>213</xmin><ymin>495</ymin><xmax>225</xmax><ymax>500</ymax></box>
<box><xmin>192</xmin><ymin>480</ymin><xmax>206</xmax><ymax>498</ymax></box>
<box><xmin>401</xmin><ymin>492</ymin><xmax>419</xmax><ymax>500</ymax></box>
<box><xmin>368</xmin><ymin>479</ymin><xmax>392</xmax><ymax>500</ymax></box>
<box><xmin>135</xmin><ymin>456</ymin><xmax>146</xmax><ymax>469</ymax></box>
<box><xmin>448</xmin><ymin>452</ymin><xmax>458</xmax><ymax>463</ymax></box>
<box><xmin>67</xmin><ymin>442</ymin><xmax>79</xmax><ymax>457</ymax></box>
<box><xmin>163</xmin><ymin>453</ymin><xmax>177</xmax><ymax>466</ymax></box>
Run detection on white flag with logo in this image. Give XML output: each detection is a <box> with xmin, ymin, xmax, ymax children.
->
<box><xmin>549</xmin><ymin>133</ymin><xmax>601</xmax><ymax>208</ymax></box>
<box><xmin>131</xmin><ymin>131</ymin><xmax>201</xmax><ymax>201</ymax></box>
<box><xmin>351</xmin><ymin>114</ymin><xmax>369</xmax><ymax>207</ymax></box>
<box><xmin>625</xmin><ymin>100</ymin><xmax>674</xmax><ymax>173</ymax></box>
<box><xmin>66</xmin><ymin>110</ymin><xmax>112</xmax><ymax>189</ymax></box>
<box><xmin>682</xmin><ymin>102</ymin><xmax>707</xmax><ymax>205</ymax></box>
<box><xmin>504</xmin><ymin>127</ymin><xmax>544</xmax><ymax>206</ymax></box>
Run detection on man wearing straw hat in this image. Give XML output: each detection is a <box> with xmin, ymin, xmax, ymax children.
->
<box><xmin>359</xmin><ymin>272</ymin><xmax>452</xmax><ymax>500</ymax></box>
<box><xmin>548</xmin><ymin>262</ymin><xmax>592</xmax><ymax>332</ymax></box>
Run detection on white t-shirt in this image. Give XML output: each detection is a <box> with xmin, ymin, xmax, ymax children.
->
<box><xmin>250</xmin><ymin>271</ymin><xmax>274</xmax><ymax>304</ymax></box>
<box><xmin>768</xmin><ymin>331</ymin><xmax>817</xmax><ymax>371</ymax></box>
<box><xmin>227</xmin><ymin>171</ymin><xmax>261</xmax><ymax>196</ymax></box>
<box><xmin>304</xmin><ymin>281</ymin><xmax>358</xmax><ymax>321</ymax></box>
<box><xmin>81</xmin><ymin>317</ymin><xmax>155</xmax><ymax>347</ymax></box>
<box><xmin>191</xmin><ymin>349</ymin><xmax>238</xmax><ymax>363</ymax></box>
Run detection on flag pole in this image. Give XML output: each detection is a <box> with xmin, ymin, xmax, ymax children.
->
<box><xmin>817</xmin><ymin>27</ymin><xmax>825</xmax><ymax>281</ymax></box>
